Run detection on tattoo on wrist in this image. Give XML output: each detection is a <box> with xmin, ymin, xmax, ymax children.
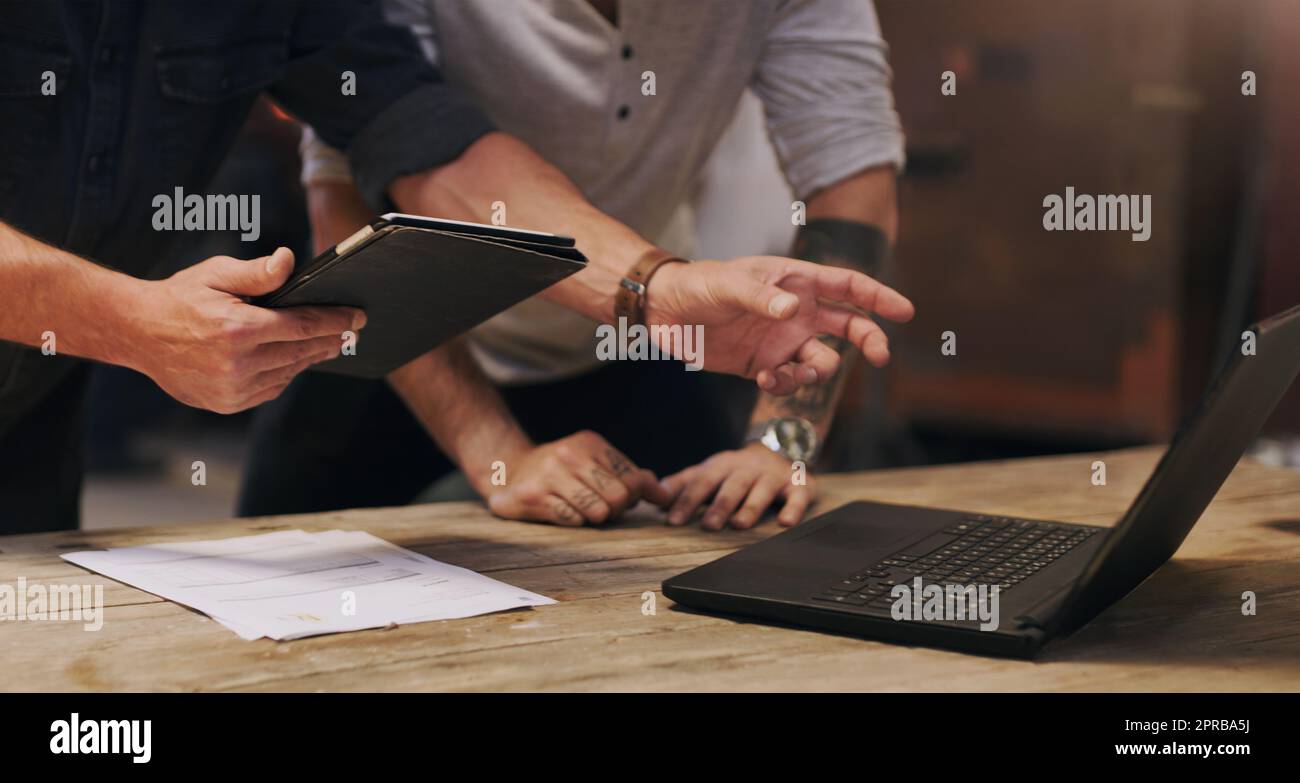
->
<box><xmin>792</xmin><ymin>219</ymin><xmax>889</xmax><ymax>274</ymax></box>
<box><xmin>776</xmin><ymin>335</ymin><xmax>852</xmax><ymax>420</ymax></box>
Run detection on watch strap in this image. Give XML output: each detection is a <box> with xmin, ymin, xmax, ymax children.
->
<box><xmin>614</xmin><ymin>249</ymin><xmax>689</xmax><ymax>326</ymax></box>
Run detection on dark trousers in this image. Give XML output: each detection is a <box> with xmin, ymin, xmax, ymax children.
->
<box><xmin>0</xmin><ymin>366</ymin><xmax>88</xmax><ymax>533</ymax></box>
<box><xmin>237</xmin><ymin>360</ymin><xmax>750</xmax><ymax>517</ymax></box>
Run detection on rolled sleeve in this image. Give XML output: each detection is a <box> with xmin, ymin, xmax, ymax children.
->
<box><xmin>752</xmin><ymin>0</ymin><xmax>906</xmax><ymax>201</ymax></box>
<box><xmin>346</xmin><ymin>82</ymin><xmax>494</xmax><ymax>210</ymax></box>
<box><xmin>270</xmin><ymin>1</ymin><xmax>494</xmax><ymax>211</ymax></box>
<box><xmin>298</xmin><ymin>126</ymin><xmax>353</xmax><ymax>188</ymax></box>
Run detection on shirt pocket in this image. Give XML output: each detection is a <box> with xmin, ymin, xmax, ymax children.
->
<box><xmin>154</xmin><ymin>36</ymin><xmax>287</xmax><ymax>104</ymax></box>
<box><xmin>0</xmin><ymin>36</ymin><xmax>72</xmax><ymax>205</ymax></box>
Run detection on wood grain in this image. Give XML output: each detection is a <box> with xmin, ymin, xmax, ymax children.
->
<box><xmin>1</xmin><ymin>447</ymin><xmax>1296</xmax><ymax>691</ymax></box>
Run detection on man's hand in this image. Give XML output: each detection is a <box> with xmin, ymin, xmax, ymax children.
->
<box><xmin>658</xmin><ymin>442</ymin><xmax>816</xmax><ymax>530</ymax></box>
<box><xmin>644</xmin><ymin>257</ymin><xmax>914</xmax><ymax>395</ymax></box>
<box><xmin>485</xmin><ymin>431</ymin><xmax>672</xmax><ymax>526</ymax></box>
<box><xmin>125</xmin><ymin>247</ymin><xmax>366</xmax><ymax>414</ymax></box>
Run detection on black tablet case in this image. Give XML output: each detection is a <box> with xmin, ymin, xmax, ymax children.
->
<box><xmin>254</xmin><ymin>219</ymin><xmax>587</xmax><ymax>378</ymax></box>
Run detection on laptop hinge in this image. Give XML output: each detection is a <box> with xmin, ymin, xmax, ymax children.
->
<box><xmin>1013</xmin><ymin>580</ymin><xmax>1077</xmax><ymax>632</ymax></box>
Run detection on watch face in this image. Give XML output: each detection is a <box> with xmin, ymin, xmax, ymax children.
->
<box><xmin>770</xmin><ymin>418</ymin><xmax>817</xmax><ymax>462</ymax></box>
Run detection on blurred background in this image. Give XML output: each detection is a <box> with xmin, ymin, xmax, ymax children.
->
<box><xmin>81</xmin><ymin>0</ymin><xmax>1300</xmax><ymax>527</ymax></box>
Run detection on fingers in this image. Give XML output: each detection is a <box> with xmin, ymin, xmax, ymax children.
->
<box><xmin>732</xmin><ymin>476</ymin><xmax>785</xmax><ymax>529</ymax></box>
<box><xmin>250</xmin><ymin>334</ymin><xmax>344</xmax><ymax>370</ymax></box>
<box><xmin>811</xmin><ymin>266</ymin><xmax>914</xmax><ymax>323</ymax></box>
<box><xmin>197</xmin><ymin>247</ymin><xmax>296</xmax><ymax>297</ymax></box>
<box><xmin>756</xmin><ymin>367</ymin><xmax>801</xmax><ymax>395</ymax></box>
<box><xmin>236</xmin><ymin>382</ymin><xmax>292</xmax><ymax>413</ymax></box>
<box><xmin>701</xmin><ymin>471</ymin><xmax>759</xmax><ymax>530</ymax></box>
<box><xmin>757</xmin><ymin>359</ymin><xmax>822</xmax><ymax>395</ymax></box>
<box><xmin>541</xmin><ymin>495</ymin><xmax>585</xmax><ymax>527</ymax></box>
<box><xmin>486</xmin><ymin>482</ymin><xmax>585</xmax><ymax>527</ymax></box>
<box><xmin>814</xmin><ymin>306</ymin><xmax>892</xmax><ymax>368</ymax></box>
<box><xmin>568</xmin><ymin>434</ymin><xmax>650</xmax><ymax>520</ymax></box>
<box><xmin>779</xmin><ymin>483</ymin><xmax>815</xmax><ymax>526</ymax></box>
<box><xmin>638</xmin><ymin>468</ymin><xmax>675</xmax><ymax>507</ymax></box>
<box><xmin>248</xmin><ymin>347</ymin><xmax>337</xmax><ymax>394</ymax></box>
<box><xmin>795</xmin><ymin>338</ymin><xmax>842</xmax><ymax>381</ymax></box>
<box><xmin>553</xmin><ymin>472</ymin><xmax>613</xmax><ymax>525</ymax></box>
<box><xmin>662</xmin><ymin>459</ymin><xmax>806</xmax><ymax>529</ymax></box>
<box><xmin>665</xmin><ymin>467</ymin><xmax>717</xmax><ymax>526</ymax></box>
<box><xmin>241</xmin><ymin>303</ymin><xmax>367</xmax><ymax>345</ymax></box>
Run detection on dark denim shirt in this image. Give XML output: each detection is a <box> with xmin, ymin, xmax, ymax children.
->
<box><xmin>0</xmin><ymin>0</ymin><xmax>494</xmax><ymax>430</ymax></box>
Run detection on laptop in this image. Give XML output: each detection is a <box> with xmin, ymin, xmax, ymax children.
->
<box><xmin>663</xmin><ymin>304</ymin><xmax>1300</xmax><ymax>658</ymax></box>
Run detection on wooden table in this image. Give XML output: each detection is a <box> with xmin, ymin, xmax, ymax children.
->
<box><xmin>2</xmin><ymin>447</ymin><xmax>1297</xmax><ymax>691</ymax></box>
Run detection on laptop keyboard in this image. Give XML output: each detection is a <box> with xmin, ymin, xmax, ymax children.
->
<box><xmin>812</xmin><ymin>515</ymin><xmax>1100</xmax><ymax>612</ymax></box>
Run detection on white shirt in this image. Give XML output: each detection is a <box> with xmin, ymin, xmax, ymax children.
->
<box><xmin>301</xmin><ymin>0</ymin><xmax>905</xmax><ymax>385</ymax></box>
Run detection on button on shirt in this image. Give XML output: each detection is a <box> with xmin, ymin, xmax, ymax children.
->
<box><xmin>301</xmin><ymin>0</ymin><xmax>906</xmax><ymax>386</ymax></box>
<box><xmin>0</xmin><ymin>0</ymin><xmax>494</xmax><ymax>432</ymax></box>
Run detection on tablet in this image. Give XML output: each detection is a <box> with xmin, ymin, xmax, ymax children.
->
<box><xmin>254</xmin><ymin>215</ymin><xmax>587</xmax><ymax>378</ymax></box>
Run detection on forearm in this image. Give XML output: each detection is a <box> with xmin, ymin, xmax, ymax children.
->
<box><xmin>387</xmin><ymin>339</ymin><xmax>532</xmax><ymax>495</ymax></box>
<box><xmin>0</xmin><ymin>220</ymin><xmax>148</xmax><ymax>367</ymax></box>
<box><xmin>747</xmin><ymin>165</ymin><xmax>898</xmax><ymax>435</ymax></box>
<box><xmin>304</xmin><ymin>179</ymin><xmax>534</xmax><ymax>490</ymax></box>
<box><xmin>388</xmin><ymin>132</ymin><xmax>656</xmax><ymax>324</ymax></box>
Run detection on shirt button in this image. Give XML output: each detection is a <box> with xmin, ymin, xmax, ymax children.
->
<box><xmin>617</xmin><ymin>105</ymin><xmax>630</xmax><ymax>120</ymax></box>
<box><xmin>621</xmin><ymin>44</ymin><xmax>633</xmax><ymax>59</ymax></box>
<box><xmin>99</xmin><ymin>47</ymin><xmax>116</xmax><ymax>64</ymax></box>
<box><xmin>87</xmin><ymin>155</ymin><xmax>101</xmax><ymax>174</ymax></box>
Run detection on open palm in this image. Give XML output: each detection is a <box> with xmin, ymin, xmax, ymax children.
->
<box><xmin>644</xmin><ymin>256</ymin><xmax>914</xmax><ymax>395</ymax></box>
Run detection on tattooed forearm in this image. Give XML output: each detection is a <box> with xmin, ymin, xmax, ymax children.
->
<box><xmin>791</xmin><ymin>219</ymin><xmax>889</xmax><ymax>275</ymax></box>
<box><xmin>746</xmin><ymin>219</ymin><xmax>889</xmax><ymax>439</ymax></box>
<box><xmin>776</xmin><ymin>335</ymin><xmax>854</xmax><ymax>422</ymax></box>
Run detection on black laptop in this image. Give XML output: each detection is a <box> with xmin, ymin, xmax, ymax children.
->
<box><xmin>663</xmin><ymin>304</ymin><xmax>1300</xmax><ymax>658</ymax></box>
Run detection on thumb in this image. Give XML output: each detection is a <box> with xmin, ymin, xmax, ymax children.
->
<box><xmin>197</xmin><ymin>247</ymin><xmax>295</xmax><ymax>297</ymax></box>
<box><xmin>722</xmin><ymin>276</ymin><xmax>799</xmax><ymax>321</ymax></box>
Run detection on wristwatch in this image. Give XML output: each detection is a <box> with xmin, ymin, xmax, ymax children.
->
<box><xmin>746</xmin><ymin>417</ymin><xmax>819</xmax><ymax>463</ymax></box>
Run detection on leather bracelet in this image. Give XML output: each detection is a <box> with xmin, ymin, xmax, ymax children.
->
<box><xmin>614</xmin><ymin>249</ymin><xmax>689</xmax><ymax>326</ymax></box>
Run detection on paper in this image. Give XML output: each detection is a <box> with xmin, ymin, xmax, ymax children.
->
<box><xmin>63</xmin><ymin>530</ymin><xmax>554</xmax><ymax>640</ymax></box>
